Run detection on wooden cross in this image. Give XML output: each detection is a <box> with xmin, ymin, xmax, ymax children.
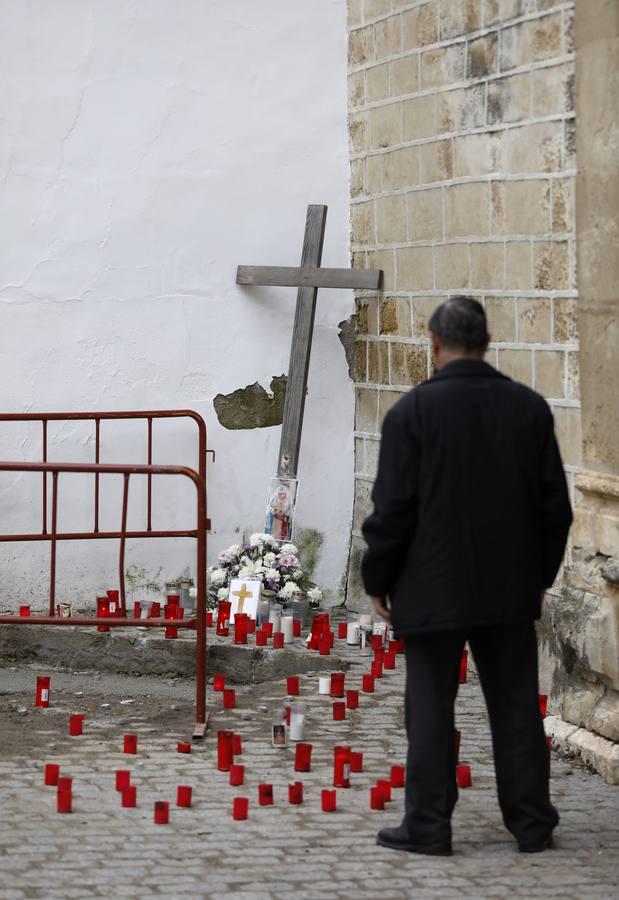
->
<box><xmin>231</xmin><ymin>583</ymin><xmax>252</xmax><ymax>613</ymax></box>
<box><xmin>237</xmin><ymin>204</ymin><xmax>382</xmax><ymax>478</ymax></box>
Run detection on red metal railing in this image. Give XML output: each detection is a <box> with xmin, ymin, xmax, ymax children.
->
<box><xmin>0</xmin><ymin>411</ymin><xmax>211</xmax><ymax>740</ymax></box>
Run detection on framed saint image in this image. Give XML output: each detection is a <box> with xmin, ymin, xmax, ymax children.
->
<box><xmin>264</xmin><ymin>477</ymin><xmax>298</xmax><ymax>543</ymax></box>
<box><xmin>228</xmin><ymin>579</ymin><xmax>261</xmax><ymax>619</ymax></box>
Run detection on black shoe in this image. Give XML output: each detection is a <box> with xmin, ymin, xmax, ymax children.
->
<box><xmin>518</xmin><ymin>835</ymin><xmax>554</xmax><ymax>853</ymax></box>
<box><xmin>376</xmin><ymin>825</ymin><xmax>452</xmax><ymax>856</ymax></box>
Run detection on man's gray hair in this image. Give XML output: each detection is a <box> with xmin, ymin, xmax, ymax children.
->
<box><xmin>428</xmin><ymin>296</ymin><xmax>488</xmax><ymax>352</ymax></box>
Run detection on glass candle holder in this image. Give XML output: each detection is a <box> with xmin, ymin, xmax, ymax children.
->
<box><xmin>213</xmin><ymin>674</ymin><xmax>225</xmax><ymax>692</ymax></box>
<box><xmin>223</xmin><ymin>689</ymin><xmax>236</xmax><ymax>709</ymax></box>
<box><xmin>256</xmin><ymin>597</ymin><xmax>271</xmax><ymax>626</ymax></box>
<box><xmin>272</xmin><ymin>632</ymin><xmax>285</xmax><ymax>649</ymax></box>
<box><xmin>256</xmin><ymin>630</ymin><xmax>267</xmax><ymax>647</ymax></box>
<box><xmin>332</xmin><ymin>701</ymin><xmax>346</xmax><ymax>722</ymax></box>
<box><xmin>232</xmin><ymin>733</ymin><xmax>242</xmax><ymax>755</ymax></box>
<box><xmin>217</xmin><ymin>731</ymin><xmax>233</xmax><ymax>772</ymax></box>
<box><xmin>286</xmin><ymin>676</ymin><xmax>300</xmax><ymax>696</ymax></box>
<box><xmin>115</xmin><ymin>770</ymin><xmax>131</xmax><ymax>792</ymax></box>
<box><xmin>333</xmin><ymin>750</ymin><xmax>351</xmax><ymax>788</ymax></box>
<box><xmin>330</xmin><ymin>672</ymin><xmax>345</xmax><ymax>698</ymax></box>
<box><xmin>177</xmin><ymin>742</ymin><xmax>191</xmax><ymax>754</ymax></box>
<box><xmin>96</xmin><ymin>597</ymin><xmax>110</xmax><ymax>632</ymax></box>
<box><xmin>289</xmin><ymin>703</ymin><xmax>305</xmax><ymax>742</ymax></box>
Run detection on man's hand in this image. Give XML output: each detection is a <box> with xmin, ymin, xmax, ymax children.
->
<box><xmin>371</xmin><ymin>595</ymin><xmax>391</xmax><ymax>622</ymax></box>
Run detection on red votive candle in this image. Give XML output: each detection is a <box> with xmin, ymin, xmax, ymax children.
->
<box><xmin>35</xmin><ymin>675</ymin><xmax>51</xmax><ymax>708</ymax></box>
<box><xmin>44</xmin><ymin>763</ymin><xmax>60</xmax><ymax>786</ymax></box>
<box><xmin>19</xmin><ymin>605</ymin><xmax>30</xmax><ymax>617</ymax></box>
<box><xmin>122</xmin><ymin>785</ymin><xmax>137</xmax><ymax>808</ymax></box>
<box><xmin>321</xmin><ymin>789</ymin><xmax>337</xmax><ymax>812</ymax></box>
<box><xmin>263</xmin><ymin>622</ymin><xmax>273</xmax><ymax>638</ymax></box>
<box><xmin>539</xmin><ymin>693</ymin><xmax>548</xmax><ymax>718</ymax></box>
<box><xmin>337</xmin><ymin>622</ymin><xmax>347</xmax><ymax>639</ymax></box>
<box><xmin>457</xmin><ymin>764</ymin><xmax>472</xmax><ymax>788</ymax></box>
<box><xmin>164</xmin><ymin>603</ymin><xmax>178</xmax><ymax>639</ymax></box>
<box><xmin>350</xmin><ymin>751</ymin><xmax>364</xmax><ymax>773</ymax></box>
<box><xmin>148</xmin><ymin>601</ymin><xmax>161</xmax><ymax>618</ymax></box>
<box><xmin>206</xmin><ymin>611</ymin><xmax>213</xmax><ymax>627</ymax></box>
<box><xmin>213</xmin><ymin>674</ymin><xmax>225</xmax><ymax>692</ymax></box>
<box><xmin>256</xmin><ymin>630</ymin><xmax>267</xmax><ymax>647</ymax></box>
<box><xmin>370</xmin><ymin>786</ymin><xmax>385</xmax><ymax>810</ymax></box>
<box><xmin>57</xmin><ymin>789</ymin><xmax>72</xmax><ymax>814</ymax></box>
<box><xmin>362</xmin><ymin>674</ymin><xmax>375</xmax><ymax>693</ymax></box>
<box><xmin>459</xmin><ymin>649</ymin><xmax>468</xmax><ymax>684</ymax></box>
<box><xmin>371</xmin><ymin>660</ymin><xmax>383</xmax><ymax>679</ymax></box>
<box><xmin>154</xmin><ymin>800</ymin><xmax>169</xmax><ymax>824</ymax></box>
<box><xmin>217</xmin><ymin>731</ymin><xmax>233</xmax><ymax>771</ymax></box>
<box><xmin>115</xmin><ymin>770</ymin><xmax>131</xmax><ymax>792</ymax></box>
<box><xmin>107</xmin><ymin>589</ymin><xmax>120</xmax><ymax>615</ymax></box>
<box><xmin>57</xmin><ymin>776</ymin><xmax>72</xmax><ymax>794</ymax></box>
<box><xmin>223</xmin><ymin>689</ymin><xmax>236</xmax><ymax>709</ymax></box>
<box><xmin>295</xmin><ymin>742</ymin><xmax>312</xmax><ymax>772</ymax></box>
<box><xmin>232</xmin><ymin>733</ymin><xmax>242</xmax><ymax>755</ymax></box>
<box><xmin>123</xmin><ymin>734</ymin><xmax>138</xmax><ymax>754</ymax></box>
<box><xmin>287</xmin><ymin>676</ymin><xmax>300</xmax><ymax>696</ymax></box>
<box><xmin>289</xmin><ymin>781</ymin><xmax>303</xmax><ymax>805</ymax></box>
<box><xmin>308</xmin><ymin>635</ymin><xmax>320</xmax><ymax>651</ymax></box>
<box><xmin>96</xmin><ymin>597</ymin><xmax>110</xmax><ymax>632</ymax></box>
<box><xmin>371</xmin><ymin>634</ymin><xmax>383</xmax><ymax>651</ymax></box>
<box><xmin>346</xmin><ymin>689</ymin><xmax>359</xmax><ymax>710</ymax></box>
<box><xmin>133</xmin><ymin>601</ymin><xmax>141</xmax><ymax>618</ymax></box>
<box><xmin>333</xmin><ymin>750</ymin><xmax>351</xmax><ymax>788</ymax></box>
<box><xmin>246</xmin><ymin>617</ymin><xmax>256</xmax><ymax>634</ymax></box>
<box><xmin>390</xmin><ymin>765</ymin><xmax>405</xmax><ymax>788</ymax></box>
<box><xmin>177</xmin><ymin>742</ymin><xmax>191</xmax><ymax>754</ymax></box>
<box><xmin>230</xmin><ymin>764</ymin><xmax>245</xmax><ymax>786</ymax></box>
<box><xmin>293</xmin><ymin>619</ymin><xmax>302</xmax><ymax>637</ymax></box>
<box><xmin>373</xmin><ymin>647</ymin><xmax>385</xmax><ymax>664</ymax></box>
<box><xmin>333</xmin><ymin>701</ymin><xmax>346</xmax><ymax>722</ymax></box>
<box><xmin>388</xmin><ymin>639</ymin><xmax>399</xmax><ymax>654</ymax></box>
<box><xmin>454</xmin><ymin>728</ymin><xmax>462</xmax><ymax>763</ymax></box>
<box><xmin>330</xmin><ymin>672</ymin><xmax>345</xmax><ymax>698</ymax></box>
<box><xmin>318</xmin><ymin>638</ymin><xmax>330</xmax><ymax>656</ymax></box>
<box><xmin>272</xmin><ymin>632</ymin><xmax>285</xmax><ymax>649</ymax></box>
<box><xmin>69</xmin><ymin>714</ymin><xmax>84</xmax><ymax>736</ymax></box>
<box><xmin>258</xmin><ymin>784</ymin><xmax>273</xmax><ymax>806</ymax></box>
<box><xmin>377</xmin><ymin>779</ymin><xmax>392</xmax><ymax>802</ymax></box>
<box><xmin>216</xmin><ymin>599</ymin><xmax>231</xmax><ymax>636</ymax></box>
<box><xmin>176</xmin><ymin>785</ymin><xmax>192</xmax><ymax>808</ymax></box>
<box><xmin>234</xmin><ymin>614</ymin><xmax>248</xmax><ymax>645</ymax></box>
<box><xmin>384</xmin><ymin>652</ymin><xmax>396</xmax><ymax>670</ymax></box>
<box><xmin>233</xmin><ymin>797</ymin><xmax>248</xmax><ymax>820</ymax></box>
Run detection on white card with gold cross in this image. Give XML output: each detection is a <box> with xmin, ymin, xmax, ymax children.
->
<box><xmin>228</xmin><ymin>579</ymin><xmax>261</xmax><ymax>619</ymax></box>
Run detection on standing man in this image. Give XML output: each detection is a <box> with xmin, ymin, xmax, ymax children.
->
<box><xmin>362</xmin><ymin>296</ymin><xmax>572</xmax><ymax>857</ymax></box>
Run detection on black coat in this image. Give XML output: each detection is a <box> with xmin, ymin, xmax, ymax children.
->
<box><xmin>361</xmin><ymin>359</ymin><xmax>572</xmax><ymax>635</ymax></box>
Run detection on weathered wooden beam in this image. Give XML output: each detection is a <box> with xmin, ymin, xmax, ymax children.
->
<box><xmin>236</xmin><ymin>265</ymin><xmax>382</xmax><ymax>291</ymax></box>
<box><xmin>277</xmin><ymin>205</ymin><xmax>328</xmax><ymax>478</ymax></box>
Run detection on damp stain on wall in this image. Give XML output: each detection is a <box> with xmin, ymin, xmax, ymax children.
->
<box><xmin>213</xmin><ymin>375</ymin><xmax>288</xmax><ymax>430</ymax></box>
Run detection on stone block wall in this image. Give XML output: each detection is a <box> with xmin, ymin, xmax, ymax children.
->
<box><xmin>346</xmin><ymin>0</ymin><xmax>578</xmax><ymax>607</ymax></box>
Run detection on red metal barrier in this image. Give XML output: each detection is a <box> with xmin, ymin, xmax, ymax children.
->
<box><xmin>0</xmin><ymin>411</ymin><xmax>211</xmax><ymax>740</ymax></box>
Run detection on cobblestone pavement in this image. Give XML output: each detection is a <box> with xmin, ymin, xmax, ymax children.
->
<box><xmin>0</xmin><ymin>635</ymin><xmax>617</xmax><ymax>899</ymax></box>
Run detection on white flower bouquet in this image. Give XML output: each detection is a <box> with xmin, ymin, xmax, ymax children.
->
<box><xmin>207</xmin><ymin>533</ymin><xmax>323</xmax><ymax>610</ymax></box>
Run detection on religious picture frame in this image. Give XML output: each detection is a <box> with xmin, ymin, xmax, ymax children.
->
<box><xmin>264</xmin><ymin>477</ymin><xmax>298</xmax><ymax>543</ymax></box>
<box><xmin>228</xmin><ymin>579</ymin><xmax>261</xmax><ymax>619</ymax></box>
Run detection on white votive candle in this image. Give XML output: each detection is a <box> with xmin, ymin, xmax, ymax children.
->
<box><xmin>346</xmin><ymin>622</ymin><xmax>360</xmax><ymax>645</ymax></box>
<box><xmin>281</xmin><ymin>615</ymin><xmax>294</xmax><ymax>644</ymax></box>
<box><xmin>318</xmin><ymin>675</ymin><xmax>331</xmax><ymax>695</ymax></box>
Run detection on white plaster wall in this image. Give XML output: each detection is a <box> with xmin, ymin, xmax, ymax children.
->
<box><xmin>0</xmin><ymin>0</ymin><xmax>353</xmax><ymax>608</ymax></box>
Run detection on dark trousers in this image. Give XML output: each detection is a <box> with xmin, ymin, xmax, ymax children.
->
<box><xmin>403</xmin><ymin>621</ymin><xmax>559</xmax><ymax>847</ymax></box>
